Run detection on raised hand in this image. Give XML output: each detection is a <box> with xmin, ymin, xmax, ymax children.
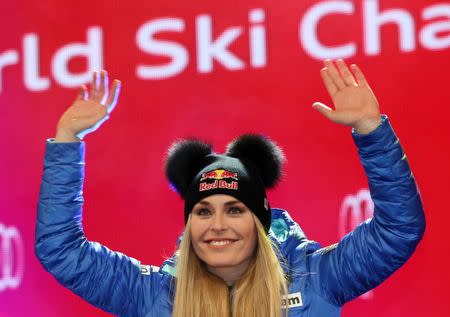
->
<box><xmin>313</xmin><ymin>59</ymin><xmax>381</xmax><ymax>134</ymax></box>
<box><xmin>54</xmin><ymin>70</ymin><xmax>121</xmax><ymax>142</ymax></box>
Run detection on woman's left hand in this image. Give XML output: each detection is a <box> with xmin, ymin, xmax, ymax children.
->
<box><xmin>313</xmin><ymin>59</ymin><xmax>381</xmax><ymax>134</ymax></box>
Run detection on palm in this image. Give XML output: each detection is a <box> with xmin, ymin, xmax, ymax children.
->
<box><xmin>332</xmin><ymin>85</ymin><xmax>378</xmax><ymax>124</ymax></box>
<box><xmin>58</xmin><ymin>99</ymin><xmax>106</xmax><ymax>132</ymax></box>
<box><xmin>56</xmin><ymin>70</ymin><xmax>121</xmax><ymax>141</ymax></box>
<box><xmin>313</xmin><ymin>60</ymin><xmax>381</xmax><ymax>134</ymax></box>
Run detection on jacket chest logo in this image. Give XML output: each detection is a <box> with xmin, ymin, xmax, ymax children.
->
<box><xmin>281</xmin><ymin>292</ymin><xmax>303</xmax><ymax>308</ymax></box>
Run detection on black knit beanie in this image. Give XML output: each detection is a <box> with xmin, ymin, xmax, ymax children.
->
<box><xmin>164</xmin><ymin>134</ymin><xmax>285</xmax><ymax>232</ymax></box>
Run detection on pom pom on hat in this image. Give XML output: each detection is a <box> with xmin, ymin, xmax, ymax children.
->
<box><xmin>165</xmin><ymin>139</ymin><xmax>212</xmax><ymax>198</ymax></box>
<box><xmin>225</xmin><ymin>134</ymin><xmax>285</xmax><ymax>188</ymax></box>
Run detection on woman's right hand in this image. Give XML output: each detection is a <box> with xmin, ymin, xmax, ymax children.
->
<box><xmin>54</xmin><ymin>70</ymin><xmax>121</xmax><ymax>142</ymax></box>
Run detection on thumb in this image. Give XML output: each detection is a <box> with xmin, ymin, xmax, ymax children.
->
<box><xmin>312</xmin><ymin>102</ymin><xmax>336</xmax><ymax>121</ymax></box>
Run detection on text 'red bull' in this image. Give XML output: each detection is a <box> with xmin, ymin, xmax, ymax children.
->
<box><xmin>199</xmin><ymin>169</ymin><xmax>238</xmax><ymax>191</ymax></box>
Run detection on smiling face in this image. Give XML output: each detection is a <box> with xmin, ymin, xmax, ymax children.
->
<box><xmin>189</xmin><ymin>194</ymin><xmax>258</xmax><ymax>282</ymax></box>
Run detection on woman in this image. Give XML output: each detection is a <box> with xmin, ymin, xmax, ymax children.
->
<box><xmin>35</xmin><ymin>59</ymin><xmax>425</xmax><ymax>317</ymax></box>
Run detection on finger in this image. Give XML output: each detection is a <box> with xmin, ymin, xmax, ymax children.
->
<box><xmin>320</xmin><ymin>67</ymin><xmax>338</xmax><ymax>97</ymax></box>
<box><xmin>90</xmin><ymin>71</ymin><xmax>103</xmax><ymax>102</ymax></box>
<box><xmin>99</xmin><ymin>70</ymin><xmax>106</xmax><ymax>94</ymax></box>
<box><xmin>90</xmin><ymin>71</ymin><xmax>99</xmax><ymax>91</ymax></box>
<box><xmin>105</xmin><ymin>79</ymin><xmax>121</xmax><ymax>113</ymax></box>
<box><xmin>90</xmin><ymin>71</ymin><xmax>98</xmax><ymax>100</ymax></box>
<box><xmin>336</xmin><ymin>59</ymin><xmax>357</xmax><ymax>86</ymax></box>
<box><xmin>350</xmin><ymin>64</ymin><xmax>369</xmax><ymax>88</ymax></box>
<box><xmin>76</xmin><ymin>85</ymin><xmax>88</xmax><ymax>101</ymax></box>
<box><xmin>100</xmin><ymin>70</ymin><xmax>109</xmax><ymax>104</ymax></box>
<box><xmin>312</xmin><ymin>102</ymin><xmax>338</xmax><ymax>121</ymax></box>
<box><xmin>103</xmin><ymin>70</ymin><xmax>109</xmax><ymax>91</ymax></box>
<box><xmin>324</xmin><ymin>60</ymin><xmax>346</xmax><ymax>90</ymax></box>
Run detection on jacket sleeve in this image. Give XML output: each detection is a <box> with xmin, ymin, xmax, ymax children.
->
<box><xmin>308</xmin><ymin>115</ymin><xmax>426</xmax><ymax>306</ymax></box>
<box><xmin>35</xmin><ymin>140</ymin><xmax>160</xmax><ymax>317</ymax></box>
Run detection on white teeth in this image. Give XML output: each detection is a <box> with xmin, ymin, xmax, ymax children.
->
<box><xmin>209</xmin><ymin>240</ymin><xmax>233</xmax><ymax>246</ymax></box>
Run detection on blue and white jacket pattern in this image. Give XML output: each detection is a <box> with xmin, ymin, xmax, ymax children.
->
<box><xmin>35</xmin><ymin>116</ymin><xmax>426</xmax><ymax>316</ymax></box>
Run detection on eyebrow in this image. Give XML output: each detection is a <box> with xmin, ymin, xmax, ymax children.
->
<box><xmin>197</xmin><ymin>200</ymin><xmax>241</xmax><ymax>206</ymax></box>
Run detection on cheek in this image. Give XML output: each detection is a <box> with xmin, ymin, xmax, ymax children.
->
<box><xmin>189</xmin><ymin>221</ymin><xmax>207</xmax><ymax>250</ymax></box>
<box><xmin>238</xmin><ymin>221</ymin><xmax>258</xmax><ymax>254</ymax></box>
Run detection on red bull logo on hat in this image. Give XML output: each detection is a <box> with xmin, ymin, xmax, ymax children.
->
<box><xmin>200</xmin><ymin>169</ymin><xmax>238</xmax><ymax>181</ymax></box>
<box><xmin>199</xmin><ymin>169</ymin><xmax>238</xmax><ymax>192</ymax></box>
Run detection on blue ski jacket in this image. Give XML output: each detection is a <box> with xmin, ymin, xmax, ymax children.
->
<box><xmin>35</xmin><ymin>116</ymin><xmax>425</xmax><ymax>316</ymax></box>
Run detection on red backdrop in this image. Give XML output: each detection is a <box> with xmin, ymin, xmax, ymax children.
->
<box><xmin>1</xmin><ymin>0</ymin><xmax>449</xmax><ymax>315</ymax></box>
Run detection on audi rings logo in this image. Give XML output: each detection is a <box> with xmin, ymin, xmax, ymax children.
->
<box><xmin>0</xmin><ymin>223</ymin><xmax>25</xmax><ymax>292</ymax></box>
<box><xmin>338</xmin><ymin>189</ymin><xmax>374</xmax><ymax>300</ymax></box>
<box><xmin>339</xmin><ymin>188</ymin><xmax>374</xmax><ymax>237</ymax></box>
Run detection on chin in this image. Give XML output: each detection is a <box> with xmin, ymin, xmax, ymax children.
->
<box><xmin>202</xmin><ymin>253</ymin><xmax>254</xmax><ymax>270</ymax></box>
<box><xmin>203</xmin><ymin>257</ymin><xmax>240</xmax><ymax>268</ymax></box>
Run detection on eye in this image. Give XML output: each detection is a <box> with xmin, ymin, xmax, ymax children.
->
<box><xmin>195</xmin><ymin>208</ymin><xmax>211</xmax><ymax>216</ymax></box>
<box><xmin>228</xmin><ymin>207</ymin><xmax>243</xmax><ymax>214</ymax></box>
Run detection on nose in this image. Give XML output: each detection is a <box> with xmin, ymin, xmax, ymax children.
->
<box><xmin>210</xmin><ymin>213</ymin><xmax>227</xmax><ymax>232</ymax></box>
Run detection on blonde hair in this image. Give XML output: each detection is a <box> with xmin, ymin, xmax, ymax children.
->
<box><xmin>172</xmin><ymin>214</ymin><xmax>289</xmax><ymax>317</ymax></box>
